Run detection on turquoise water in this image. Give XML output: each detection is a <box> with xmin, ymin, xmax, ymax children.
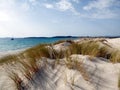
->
<box><xmin>0</xmin><ymin>37</ymin><xmax>77</xmax><ymax>52</ymax></box>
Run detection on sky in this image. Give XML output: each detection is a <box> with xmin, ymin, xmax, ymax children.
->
<box><xmin>0</xmin><ymin>0</ymin><xmax>120</xmax><ymax>37</ymax></box>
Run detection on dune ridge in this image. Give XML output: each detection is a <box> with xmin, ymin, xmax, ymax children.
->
<box><xmin>0</xmin><ymin>38</ymin><xmax>120</xmax><ymax>90</ymax></box>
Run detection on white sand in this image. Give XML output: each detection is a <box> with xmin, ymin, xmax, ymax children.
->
<box><xmin>0</xmin><ymin>49</ymin><xmax>26</xmax><ymax>58</ymax></box>
<box><xmin>106</xmin><ymin>38</ymin><xmax>120</xmax><ymax>50</ymax></box>
<box><xmin>0</xmin><ymin>38</ymin><xmax>120</xmax><ymax>90</ymax></box>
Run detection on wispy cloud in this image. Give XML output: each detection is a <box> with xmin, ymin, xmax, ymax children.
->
<box><xmin>83</xmin><ymin>0</ymin><xmax>120</xmax><ymax>19</ymax></box>
<box><xmin>21</xmin><ymin>0</ymin><xmax>38</xmax><ymax>11</ymax></box>
<box><xmin>0</xmin><ymin>0</ymin><xmax>120</xmax><ymax>20</ymax></box>
<box><xmin>56</xmin><ymin>0</ymin><xmax>73</xmax><ymax>11</ymax></box>
<box><xmin>83</xmin><ymin>0</ymin><xmax>114</xmax><ymax>10</ymax></box>
<box><xmin>43</xmin><ymin>3</ymin><xmax>54</xmax><ymax>9</ymax></box>
<box><xmin>43</xmin><ymin>0</ymin><xmax>120</xmax><ymax>19</ymax></box>
<box><xmin>43</xmin><ymin>0</ymin><xmax>80</xmax><ymax>15</ymax></box>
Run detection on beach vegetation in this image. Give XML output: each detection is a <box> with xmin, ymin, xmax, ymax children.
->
<box><xmin>7</xmin><ymin>71</ymin><xmax>24</xmax><ymax>90</ymax></box>
<box><xmin>0</xmin><ymin>55</ymin><xmax>18</xmax><ymax>65</ymax></box>
<box><xmin>65</xmin><ymin>56</ymin><xmax>89</xmax><ymax>81</ymax></box>
<box><xmin>68</xmin><ymin>41</ymin><xmax>109</xmax><ymax>58</ymax></box>
<box><xmin>53</xmin><ymin>40</ymin><xmax>65</xmax><ymax>45</ymax></box>
<box><xmin>23</xmin><ymin>44</ymin><xmax>50</xmax><ymax>59</ymax></box>
<box><xmin>110</xmin><ymin>50</ymin><xmax>120</xmax><ymax>63</ymax></box>
<box><xmin>71</xmin><ymin>75</ymin><xmax>76</xmax><ymax>86</ymax></box>
<box><xmin>0</xmin><ymin>39</ymin><xmax>120</xmax><ymax>90</ymax></box>
<box><xmin>53</xmin><ymin>39</ymin><xmax>74</xmax><ymax>45</ymax></box>
<box><xmin>118</xmin><ymin>75</ymin><xmax>120</xmax><ymax>89</ymax></box>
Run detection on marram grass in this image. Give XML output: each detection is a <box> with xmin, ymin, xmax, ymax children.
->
<box><xmin>0</xmin><ymin>40</ymin><xmax>120</xmax><ymax>65</ymax></box>
<box><xmin>69</xmin><ymin>41</ymin><xmax>109</xmax><ymax>58</ymax></box>
<box><xmin>7</xmin><ymin>71</ymin><xmax>24</xmax><ymax>90</ymax></box>
<box><xmin>0</xmin><ymin>55</ymin><xmax>18</xmax><ymax>65</ymax></box>
<box><xmin>118</xmin><ymin>75</ymin><xmax>120</xmax><ymax>89</ymax></box>
<box><xmin>0</xmin><ymin>39</ymin><xmax>120</xmax><ymax>90</ymax></box>
<box><xmin>110</xmin><ymin>50</ymin><xmax>120</xmax><ymax>63</ymax></box>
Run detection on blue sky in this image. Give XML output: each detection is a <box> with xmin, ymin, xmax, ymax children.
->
<box><xmin>0</xmin><ymin>0</ymin><xmax>120</xmax><ymax>37</ymax></box>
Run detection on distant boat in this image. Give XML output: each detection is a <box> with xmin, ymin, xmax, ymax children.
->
<box><xmin>11</xmin><ymin>38</ymin><xmax>14</xmax><ymax>40</ymax></box>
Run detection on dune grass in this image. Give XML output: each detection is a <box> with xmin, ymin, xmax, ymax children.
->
<box><xmin>0</xmin><ymin>39</ymin><xmax>120</xmax><ymax>90</ymax></box>
<box><xmin>65</xmin><ymin>56</ymin><xmax>89</xmax><ymax>81</ymax></box>
<box><xmin>69</xmin><ymin>41</ymin><xmax>109</xmax><ymax>58</ymax></box>
<box><xmin>7</xmin><ymin>71</ymin><xmax>24</xmax><ymax>90</ymax></box>
<box><xmin>71</xmin><ymin>75</ymin><xmax>76</xmax><ymax>86</ymax></box>
<box><xmin>53</xmin><ymin>40</ymin><xmax>65</xmax><ymax>45</ymax></box>
<box><xmin>118</xmin><ymin>75</ymin><xmax>120</xmax><ymax>89</ymax></box>
<box><xmin>0</xmin><ymin>55</ymin><xmax>18</xmax><ymax>65</ymax></box>
<box><xmin>18</xmin><ymin>59</ymin><xmax>36</xmax><ymax>80</ymax></box>
<box><xmin>53</xmin><ymin>39</ymin><xmax>74</xmax><ymax>45</ymax></box>
<box><xmin>0</xmin><ymin>39</ymin><xmax>119</xmax><ymax>73</ymax></box>
<box><xmin>1</xmin><ymin>39</ymin><xmax>119</xmax><ymax>66</ymax></box>
<box><xmin>110</xmin><ymin>50</ymin><xmax>120</xmax><ymax>63</ymax></box>
<box><xmin>23</xmin><ymin>44</ymin><xmax>50</xmax><ymax>59</ymax></box>
<box><xmin>68</xmin><ymin>40</ymin><xmax>120</xmax><ymax>63</ymax></box>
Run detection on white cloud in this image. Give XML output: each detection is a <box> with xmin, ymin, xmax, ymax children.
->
<box><xmin>82</xmin><ymin>0</ymin><xmax>120</xmax><ymax>19</ymax></box>
<box><xmin>43</xmin><ymin>3</ymin><xmax>54</xmax><ymax>9</ymax></box>
<box><xmin>91</xmin><ymin>9</ymin><xmax>117</xmax><ymax>19</ymax></box>
<box><xmin>83</xmin><ymin>0</ymin><xmax>114</xmax><ymax>10</ymax></box>
<box><xmin>43</xmin><ymin>0</ymin><xmax>80</xmax><ymax>15</ymax></box>
<box><xmin>56</xmin><ymin>0</ymin><xmax>73</xmax><ymax>11</ymax></box>
<box><xmin>55</xmin><ymin>0</ymin><xmax>80</xmax><ymax>15</ymax></box>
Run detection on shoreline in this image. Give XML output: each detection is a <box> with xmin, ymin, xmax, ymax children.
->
<box><xmin>0</xmin><ymin>48</ymin><xmax>27</xmax><ymax>58</ymax></box>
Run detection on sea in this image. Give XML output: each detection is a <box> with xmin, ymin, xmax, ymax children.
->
<box><xmin>0</xmin><ymin>37</ymin><xmax>78</xmax><ymax>52</ymax></box>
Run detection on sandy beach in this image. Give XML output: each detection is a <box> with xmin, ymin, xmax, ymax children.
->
<box><xmin>0</xmin><ymin>38</ymin><xmax>120</xmax><ymax>90</ymax></box>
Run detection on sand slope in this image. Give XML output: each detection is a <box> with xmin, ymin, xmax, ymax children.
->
<box><xmin>0</xmin><ymin>38</ymin><xmax>120</xmax><ymax>90</ymax></box>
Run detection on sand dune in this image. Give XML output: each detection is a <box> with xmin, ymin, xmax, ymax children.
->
<box><xmin>0</xmin><ymin>38</ymin><xmax>120</xmax><ymax>90</ymax></box>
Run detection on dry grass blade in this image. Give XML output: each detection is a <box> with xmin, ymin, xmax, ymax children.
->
<box><xmin>0</xmin><ymin>55</ymin><xmax>18</xmax><ymax>65</ymax></box>
<box><xmin>118</xmin><ymin>75</ymin><xmax>120</xmax><ymax>89</ymax></box>
<box><xmin>65</xmin><ymin>57</ymin><xmax>89</xmax><ymax>81</ymax></box>
<box><xmin>7</xmin><ymin>71</ymin><xmax>24</xmax><ymax>90</ymax></box>
<box><xmin>110</xmin><ymin>50</ymin><xmax>120</xmax><ymax>63</ymax></box>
